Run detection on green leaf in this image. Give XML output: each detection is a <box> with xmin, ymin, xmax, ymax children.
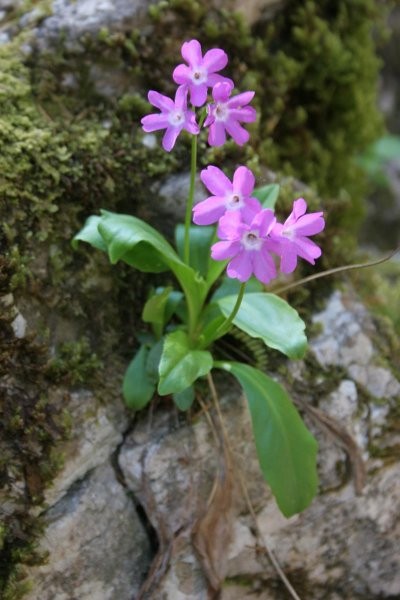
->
<box><xmin>372</xmin><ymin>135</ymin><xmax>400</xmax><ymax>161</ymax></box>
<box><xmin>142</xmin><ymin>287</ymin><xmax>172</xmax><ymax>325</ymax></box>
<box><xmin>175</xmin><ymin>224</ymin><xmax>215</xmax><ymax>278</ymax></box>
<box><xmin>253</xmin><ymin>183</ymin><xmax>280</xmax><ymax>209</ymax></box>
<box><xmin>158</xmin><ymin>330</ymin><xmax>213</xmax><ymax>395</ymax></box>
<box><xmin>98</xmin><ymin>211</ymin><xmax>180</xmax><ymax>271</ymax></box>
<box><xmin>146</xmin><ymin>340</ymin><xmax>163</xmax><ymax>381</ymax></box>
<box><xmin>85</xmin><ymin>210</ymin><xmax>208</xmax><ymax>327</ymax></box>
<box><xmin>164</xmin><ymin>290</ymin><xmax>184</xmax><ymax>323</ymax></box>
<box><xmin>72</xmin><ymin>215</ymin><xmax>107</xmax><ymax>252</ymax></box>
<box><xmin>123</xmin><ymin>346</ymin><xmax>155</xmax><ymax>410</ymax></box>
<box><xmin>175</xmin><ymin>223</ymin><xmax>226</xmax><ymax>291</ymax></box>
<box><xmin>217</xmin><ymin>361</ymin><xmax>318</xmax><ymax>517</ymax></box>
<box><xmin>217</xmin><ymin>293</ymin><xmax>307</xmax><ymax>359</ymax></box>
<box><xmin>173</xmin><ymin>386</ymin><xmax>195</xmax><ymax>411</ymax></box>
<box><xmin>211</xmin><ymin>275</ymin><xmax>263</xmax><ymax>302</ymax></box>
<box><xmin>142</xmin><ymin>287</ymin><xmax>175</xmax><ymax>338</ymax></box>
<box><xmin>357</xmin><ymin>135</ymin><xmax>400</xmax><ymax>188</ymax></box>
<box><xmin>206</xmin><ymin>256</ymin><xmax>228</xmax><ymax>291</ymax></box>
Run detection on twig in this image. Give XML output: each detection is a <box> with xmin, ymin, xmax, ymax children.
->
<box><xmin>272</xmin><ymin>246</ymin><xmax>400</xmax><ymax>295</ymax></box>
<box><xmin>206</xmin><ymin>373</ymin><xmax>302</xmax><ymax>600</ymax></box>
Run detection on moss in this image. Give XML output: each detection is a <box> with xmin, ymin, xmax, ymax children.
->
<box><xmin>46</xmin><ymin>337</ymin><xmax>103</xmax><ymax>385</ymax></box>
<box><xmin>0</xmin><ymin>265</ymin><xmax>65</xmax><ymax>597</ymax></box>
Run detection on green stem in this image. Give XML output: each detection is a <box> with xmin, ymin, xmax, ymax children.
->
<box><xmin>216</xmin><ymin>282</ymin><xmax>246</xmax><ymax>338</ymax></box>
<box><xmin>183</xmin><ymin>133</ymin><xmax>198</xmax><ymax>265</ymax></box>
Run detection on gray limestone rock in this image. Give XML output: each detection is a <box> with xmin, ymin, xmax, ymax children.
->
<box><xmin>44</xmin><ymin>389</ymin><xmax>129</xmax><ymax>507</ymax></box>
<box><xmin>33</xmin><ymin>0</ymin><xmax>286</xmax><ymax>48</ymax></box>
<box><xmin>23</xmin><ymin>461</ymin><xmax>152</xmax><ymax>600</ymax></box>
<box><xmin>37</xmin><ymin>0</ymin><xmax>154</xmax><ymax>44</ymax></box>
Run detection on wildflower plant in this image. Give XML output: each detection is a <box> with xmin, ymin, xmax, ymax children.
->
<box><xmin>73</xmin><ymin>40</ymin><xmax>326</xmax><ymax>518</ymax></box>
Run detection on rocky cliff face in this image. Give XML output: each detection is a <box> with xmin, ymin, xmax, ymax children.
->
<box><xmin>18</xmin><ymin>289</ymin><xmax>400</xmax><ymax>600</ymax></box>
<box><xmin>1</xmin><ymin>1</ymin><xmax>398</xmax><ymax>599</ymax></box>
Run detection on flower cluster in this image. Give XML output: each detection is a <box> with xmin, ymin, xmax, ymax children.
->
<box><xmin>194</xmin><ymin>165</ymin><xmax>325</xmax><ymax>284</ymax></box>
<box><xmin>141</xmin><ymin>39</ymin><xmax>256</xmax><ymax>151</ymax></box>
<box><xmin>141</xmin><ymin>39</ymin><xmax>325</xmax><ymax>284</ymax></box>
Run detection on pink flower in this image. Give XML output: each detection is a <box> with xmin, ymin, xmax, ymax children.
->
<box><xmin>211</xmin><ymin>210</ymin><xmax>277</xmax><ymax>284</ymax></box>
<box><xmin>141</xmin><ymin>86</ymin><xmax>199</xmax><ymax>152</ymax></box>
<box><xmin>173</xmin><ymin>39</ymin><xmax>233</xmax><ymax>107</ymax></box>
<box><xmin>204</xmin><ymin>81</ymin><xmax>257</xmax><ymax>147</ymax></box>
<box><xmin>271</xmin><ymin>198</ymin><xmax>325</xmax><ymax>273</ymax></box>
<box><xmin>193</xmin><ymin>165</ymin><xmax>262</xmax><ymax>225</ymax></box>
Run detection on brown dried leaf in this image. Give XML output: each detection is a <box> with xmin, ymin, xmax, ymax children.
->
<box><xmin>192</xmin><ymin>448</ymin><xmax>235</xmax><ymax>593</ymax></box>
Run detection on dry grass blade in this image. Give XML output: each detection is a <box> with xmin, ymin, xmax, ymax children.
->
<box><xmin>298</xmin><ymin>401</ymin><xmax>366</xmax><ymax>494</ymax></box>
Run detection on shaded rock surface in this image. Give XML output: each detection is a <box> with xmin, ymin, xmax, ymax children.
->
<box><xmin>43</xmin><ymin>389</ymin><xmax>129</xmax><ymax>507</ymax></box>
<box><xmin>23</xmin><ymin>462</ymin><xmax>152</xmax><ymax>600</ymax></box>
<box><xmin>19</xmin><ymin>0</ymin><xmax>287</xmax><ymax>52</ymax></box>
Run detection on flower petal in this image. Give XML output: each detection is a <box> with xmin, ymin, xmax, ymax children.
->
<box><xmin>204</xmin><ymin>111</ymin><xmax>214</xmax><ymax>127</ymax></box>
<box><xmin>208</xmin><ymin>74</ymin><xmax>234</xmax><ymax>88</ymax></box>
<box><xmin>233</xmin><ymin>166</ymin><xmax>255</xmax><ymax>196</ymax></box>
<box><xmin>279</xmin><ymin>241</ymin><xmax>298</xmax><ymax>274</ymax></box>
<box><xmin>184</xmin><ymin>112</ymin><xmax>200</xmax><ymax>135</ymax></box>
<box><xmin>290</xmin><ymin>213</ymin><xmax>325</xmax><ymax>236</ymax></box>
<box><xmin>227</xmin><ymin>251</ymin><xmax>253</xmax><ymax>282</ymax></box>
<box><xmin>202</xmin><ymin>48</ymin><xmax>228</xmax><ymax>72</ymax></box>
<box><xmin>228</xmin><ymin>91</ymin><xmax>255</xmax><ymax>108</ymax></box>
<box><xmin>241</xmin><ymin>197</ymin><xmax>262</xmax><ymax>224</ymax></box>
<box><xmin>141</xmin><ymin>113</ymin><xmax>169</xmax><ymax>132</ymax></box>
<box><xmin>253</xmin><ymin>246</ymin><xmax>277</xmax><ymax>284</ymax></box>
<box><xmin>229</xmin><ymin>107</ymin><xmax>257</xmax><ymax>123</ymax></box>
<box><xmin>252</xmin><ymin>208</ymin><xmax>276</xmax><ymax>237</ymax></box>
<box><xmin>285</xmin><ymin>198</ymin><xmax>307</xmax><ymax>226</ymax></box>
<box><xmin>200</xmin><ymin>165</ymin><xmax>232</xmax><ymax>195</ymax></box>
<box><xmin>293</xmin><ymin>237</ymin><xmax>322</xmax><ymax>263</ymax></box>
<box><xmin>189</xmin><ymin>83</ymin><xmax>208</xmax><ymax>107</ymax></box>
<box><xmin>212</xmin><ymin>81</ymin><xmax>233</xmax><ymax>102</ymax></box>
<box><xmin>192</xmin><ymin>196</ymin><xmax>227</xmax><ymax>225</ymax></box>
<box><xmin>208</xmin><ymin>121</ymin><xmax>227</xmax><ymax>147</ymax></box>
<box><xmin>293</xmin><ymin>198</ymin><xmax>307</xmax><ymax>218</ymax></box>
<box><xmin>224</xmin><ymin>119</ymin><xmax>250</xmax><ymax>145</ymax></box>
<box><xmin>211</xmin><ymin>240</ymin><xmax>241</xmax><ymax>261</ymax></box>
<box><xmin>162</xmin><ymin>125</ymin><xmax>182</xmax><ymax>152</ymax></box>
<box><xmin>148</xmin><ymin>90</ymin><xmax>174</xmax><ymax>112</ymax></box>
<box><xmin>217</xmin><ymin>211</ymin><xmax>245</xmax><ymax>240</ymax></box>
<box><xmin>172</xmin><ymin>64</ymin><xmax>192</xmax><ymax>85</ymax></box>
<box><xmin>181</xmin><ymin>39</ymin><xmax>202</xmax><ymax>67</ymax></box>
<box><xmin>174</xmin><ymin>85</ymin><xmax>189</xmax><ymax>110</ymax></box>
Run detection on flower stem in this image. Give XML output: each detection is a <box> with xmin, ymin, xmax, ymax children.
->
<box><xmin>214</xmin><ymin>282</ymin><xmax>246</xmax><ymax>339</ymax></box>
<box><xmin>183</xmin><ymin>133</ymin><xmax>198</xmax><ymax>265</ymax></box>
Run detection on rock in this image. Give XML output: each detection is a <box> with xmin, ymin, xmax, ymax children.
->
<box><xmin>118</xmin><ymin>289</ymin><xmax>400</xmax><ymax>599</ymax></box>
<box><xmin>11</xmin><ymin>312</ymin><xmax>27</xmax><ymax>338</ymax></box>
<box><xmin>0</xmin><ymin>0</ymin><xmax>20</xmax><ymax>9</ymax></box>
<box><xmin>23</xmin><ymin>462</ymin><xmax>152</xmax><ymax>600</ymax></box>
<box><xmin>44</xmin><ymin>389</ymin><xmax>129</xmax><ymax>506</ymax></box>
<box><xmin>33</xmin><ymin>0</ymin><xmax>285</xmax><ymax>48</ymax></box>
<box><xmin>156</xmin><ymin>173</ymin><xmax>205</xmax><ymax>224</ymax></box>
<box><xmin>36</xmin><ymin>0</ymin><xmax>155</xmax><ymax>44</ymax></box>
